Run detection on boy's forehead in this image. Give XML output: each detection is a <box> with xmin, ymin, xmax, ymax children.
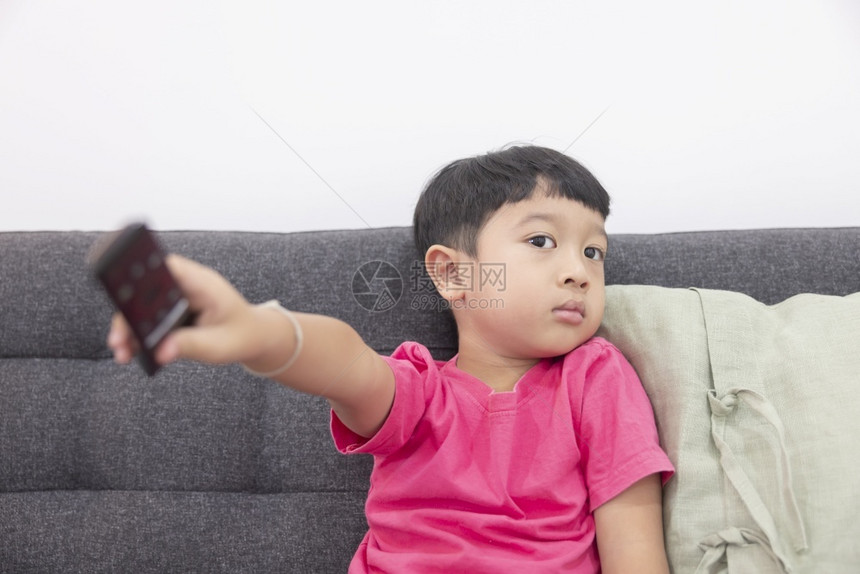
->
<box><xmin>489</xmin><ymin>195</ymin><xmax>607</xmax><ymax>233</ymax></box>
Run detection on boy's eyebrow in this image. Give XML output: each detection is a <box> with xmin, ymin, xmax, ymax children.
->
<box><xmin>515</xmin><ymin>212</ymin><xmax>608</xmax><ymax>241</ymax></box>
<box><xmin>514</xmin><ymin>212</ymin><xmax>564</xmax><ymax>229</ymax></box>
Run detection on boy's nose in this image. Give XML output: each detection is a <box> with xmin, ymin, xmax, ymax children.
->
<box><xmin>561</xmin><ymin>256</ymin><xmax>589</xmax><ymax>290</ymax></box>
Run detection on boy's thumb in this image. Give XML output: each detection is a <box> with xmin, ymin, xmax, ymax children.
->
<box><xmin>156</xmin><ymin>326</ymin><xmax>240</xmax><ymax>366</ymax></box>
<box><xmin>154</xmin><ymin>333</ymin><xmax>183</xmax><ymax>366</ymax></box>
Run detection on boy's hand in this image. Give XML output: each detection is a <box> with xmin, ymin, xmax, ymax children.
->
<box><xmin>107</xmin><ymin>255</ymin><xmax>264</xmax><ymax>368</ymax></box>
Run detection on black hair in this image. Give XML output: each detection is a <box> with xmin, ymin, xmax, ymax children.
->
<box><xmin>412</xmin><ymin>145</ymin><xmax>611</xmax><ymax>257</ymax></box>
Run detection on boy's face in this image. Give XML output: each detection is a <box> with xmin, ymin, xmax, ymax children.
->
<box><xmin>455</xmin><ymin>192</ymin><xmax>608</xmax><ymax>360</ymax></box>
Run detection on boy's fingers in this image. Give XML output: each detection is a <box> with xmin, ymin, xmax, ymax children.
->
<box><xmin>108</xmin><ymin>313</ymin><xmax>130</xmax><ymax>339</ymax></box>
<box><xmin>163</xmin><ymin>254</ymin><xmax>249</xmax><ymax>328</ymax></box>
<box><xmin>165</xmin><ymin>254</ymin><xmax>236</xmax><ymax>306</ymax></box>
<box><xmin>108</xmin><ymin>313</ymin><xmax>137</xmax><ymax>363</ymax></box>
<box><xmin>107</xmin><ymin>316</ymin><xmax>124</xmax><ymax>347</ymax></box>
<box><xmin>164</xmin><ymin>254</ymin><xmax>206</xmax><ymax>293</ymax></box>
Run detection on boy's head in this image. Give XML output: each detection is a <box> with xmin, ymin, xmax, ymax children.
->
<box><xmin>413</xmin><ymin>145</ymin><xmax>610</xmax><ymax>258</ymax></box>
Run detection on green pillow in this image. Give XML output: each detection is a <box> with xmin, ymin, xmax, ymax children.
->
<box><xmin>597</xmin><ymin>286</ymin><xmax>860</xmax><ymax>573</ymax></box>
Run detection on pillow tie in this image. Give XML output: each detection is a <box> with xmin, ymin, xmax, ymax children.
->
<box><xmin>707</xmin><ymin>388</ymin><xmax>809</xmax><ymax>569</ymax></box>
<box><xmin>695</xmin><ymin>527</ymin><xmax>787</xmax><ymax>574</ymax></box>
<box><xmin>708</xmin><ymin>392</ymin><xmax>738</xmax><ymax>417</ymax></box>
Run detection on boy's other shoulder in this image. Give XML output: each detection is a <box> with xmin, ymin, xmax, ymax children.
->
<box><xmin>565</xmin><ymin>336</ymin><xmax>624</xmax><ymax>361</ymax></box>
<box><xmin>558</xmin><ymin>336</ymin><xmax>636</xmax><ymax>381</ymax></box>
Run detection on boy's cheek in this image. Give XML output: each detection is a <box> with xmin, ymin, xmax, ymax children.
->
<box><xmin>589</xmin><ymin>298</ymin><xmax>606</xmax><ymax>332</ymax></box>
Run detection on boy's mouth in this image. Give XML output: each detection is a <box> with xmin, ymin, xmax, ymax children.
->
<box><xmin>553</xmin><ymin>300</ymin><xmax>585</xmax><ymax>325</ymax></box>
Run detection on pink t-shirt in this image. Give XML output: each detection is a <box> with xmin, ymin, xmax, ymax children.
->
<box><xmin>331</xmin><ymin>337</ymin><xmax>674</xmax><ymax>573</ymax></box>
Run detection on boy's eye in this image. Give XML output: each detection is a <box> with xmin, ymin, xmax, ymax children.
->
<box><xmin>584</xmin><ymin>246</ymin><xmax>606</xmax><ymax>261</ymax></box>
<box><xmin>528</xmin><ymin>235</ymin><xmax>556</xmax><ymax>249</ymax></box>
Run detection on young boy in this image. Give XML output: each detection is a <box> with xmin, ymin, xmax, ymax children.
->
<box><xmin>109</xmin><ymin>145</ymin><xmax>673</xmax><ymax>573</ymax></box>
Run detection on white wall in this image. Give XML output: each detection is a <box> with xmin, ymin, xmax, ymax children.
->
<box><xmin>1</xmin><ymin>0</ymin><xmax>858</xmax><ymax>234</ymax></box>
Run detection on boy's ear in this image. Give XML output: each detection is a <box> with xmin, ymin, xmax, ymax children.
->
<box><xmin>424</xmin><ymin>244</ymin><xmax>470</xmax><ymax>300</ymax></box>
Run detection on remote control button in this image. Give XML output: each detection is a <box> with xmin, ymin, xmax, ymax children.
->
<box><xmin>131</xmin><ymin>262</ymin><xmax>145</xmax><ymax>280</ymax></box>
<box><xmin>118</xmin><ymin>284</ymin><xmax>134</xmax><ymax>303</ymax></box>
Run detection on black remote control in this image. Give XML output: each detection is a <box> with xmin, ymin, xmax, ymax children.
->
<box><xmin>89</xmin><ymin>223</ymin><xmax>193</xmax><ymax>375</ymax></box>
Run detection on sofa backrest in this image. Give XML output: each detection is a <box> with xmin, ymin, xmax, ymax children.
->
<box><xmin>3</xmin><ymin>226</ymin><xmax>859</xmax><ymax>362</ymax></box>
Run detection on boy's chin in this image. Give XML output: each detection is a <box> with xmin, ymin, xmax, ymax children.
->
<box><xmin>530</xmin><ymin>342</ymin><xmax>588</xmax><ymax>360</ymax></box>
<box><xmin>537</xmin><ymin>334</ymin><xmax>597</xmax><ymax>358</ymax></box>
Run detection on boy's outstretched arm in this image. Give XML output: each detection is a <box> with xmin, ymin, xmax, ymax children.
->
<box><xmin>108</xmin><ymin>255</ymin><xmax>395</xmax><ymax>438</ymax></box>
<box><xmin>593</xmin><ymin>473</ymin><xmax>670</xmax><ymax>574</ymax></box>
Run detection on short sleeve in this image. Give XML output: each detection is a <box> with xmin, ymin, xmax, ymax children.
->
<box><xmin>330</xmin><ymin>341</ymin><xmax>438</xmax><ymax>456</ymax></box>
<box><xmin>572</xmin><ymin>339</ymin><xmax>674</xmax><ymax>511</ymax></box>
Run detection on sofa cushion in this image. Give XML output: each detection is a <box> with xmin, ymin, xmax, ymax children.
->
<box><xmin>0</xmin><ymin>490</ymin><xmax>367</xmax><ymax>572</ymax></box>
<box><xmin>597</xmin><ymin>286</ymin><xmax>860</xmax><ymax>573</ymax></box>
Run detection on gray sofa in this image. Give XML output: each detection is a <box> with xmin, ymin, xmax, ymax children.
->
<box><xmin>1</xmin><ymin>226</ymin><xmax>859</xmax><ymax>573</ymax></box>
